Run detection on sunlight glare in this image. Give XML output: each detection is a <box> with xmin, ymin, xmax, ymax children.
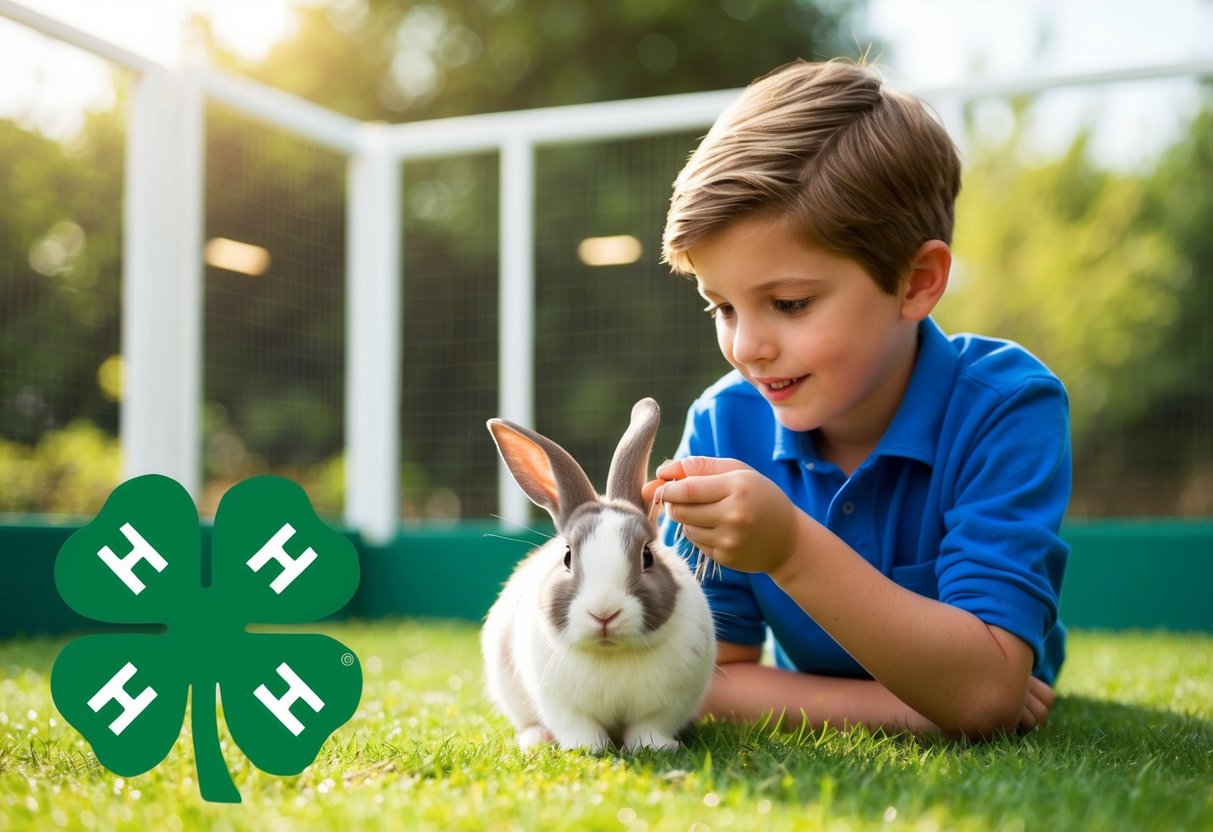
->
<box><xmin>1</xmin><ymin>0</ymin><xmax>298</xmax><ymax>139</ymax></box>
<box><xmin>206</xmin><ymin>0</ymin><xmax>297</xmax><ymax>61</ymax></box>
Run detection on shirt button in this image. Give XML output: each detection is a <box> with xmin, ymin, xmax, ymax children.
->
<box><xmin>841</xmin><ymin>502</ymin><xmax>855</xmax><ymax>515</ymax></box>
<box><xmin>805</xmin><ymin>462</ymin><xmax>815</xmax><ymax>471</ymax></box>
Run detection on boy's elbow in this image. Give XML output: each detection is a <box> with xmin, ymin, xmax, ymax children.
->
<box><xmin>945</xmin><ymin>687</ymin><xmax>1023</xmax><ymax>740</ymax></box>
<box><xmin>938</xmin><ymin>625</ymin><xmax>1035</xmax><ymax>739</ymax></box>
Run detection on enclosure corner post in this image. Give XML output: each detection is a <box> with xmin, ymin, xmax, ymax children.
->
<box><xmin>498</xmin><ymin>134</ymin><xmax>536</xmax><ymax>529</ymax></box>
<box><xmin>345</xmin><ymin>123</ymin><xmax>402</xmax><ymax>545</ymax></box>
<box><xmin>121</xmin><ymin>67</ymin><xmax>205</xmax><ymax>498</ymax></box>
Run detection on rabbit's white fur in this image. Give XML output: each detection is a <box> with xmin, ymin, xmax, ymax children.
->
<box><xmin>482</xmin><ymin>511</ymin><xmax>715</xmax><ymax>752</ymax></box>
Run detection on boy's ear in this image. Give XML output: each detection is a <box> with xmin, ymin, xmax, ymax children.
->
<box><xmin>899</xmin><ymin>240</ymin><xmax>951</xmax><ymax>321</ymax></box>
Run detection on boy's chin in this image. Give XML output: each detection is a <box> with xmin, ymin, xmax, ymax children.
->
<box><xmin>769</xmin><ymin>406</ymin><xmax>820</xmax><ymax>434</ymax></box>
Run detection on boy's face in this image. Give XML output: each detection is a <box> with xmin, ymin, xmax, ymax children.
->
<box><xmin>689</xmin><ymin>213</ymin><xmax>920</xmax><ymax>444</ymax></box>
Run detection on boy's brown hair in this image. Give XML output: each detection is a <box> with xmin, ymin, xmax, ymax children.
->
<box><xmin>662</xmin><ymin>60</ymin><xmax>961</xmax><ymax>295</ymax></box>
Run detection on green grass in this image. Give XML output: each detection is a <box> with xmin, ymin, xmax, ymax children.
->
<box><xmin>2</xmin><ymin>621</ymin><xmax>1211</xmax><ymax>831</ymax></box>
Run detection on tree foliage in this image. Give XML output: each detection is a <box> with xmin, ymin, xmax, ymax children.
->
<box><xmin>0</xmin><ymin>111</ymin><xmax>124</xmax><ymax>444</ymax></box>
<box><xmin>218</xmin><ymin>0</ymin><xmax>863</xmax><ymax>120</ymax></box>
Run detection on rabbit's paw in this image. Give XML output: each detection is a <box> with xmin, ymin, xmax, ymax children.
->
<box><xmin>517</xmin><ymin>725</ymin><xmax>554</xmax><ymax>750</ymax></box>
<box><xmin>550</xmin><ymin>720</ymin><xmax>611</xmax><ymax>753</ymax></box>
<box><xmin>622</xmin><ymin>725</ymin><xmax>680</xmax><ymax>752</ymax></box>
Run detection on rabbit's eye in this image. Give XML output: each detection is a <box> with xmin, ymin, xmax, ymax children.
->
<box><xmin>563</xmin><ymin>547</ymin><xmax>572</xmax><ymax>570</ymax></box>
<box><xmin>641</xmin><ymin>546</ymin><xmax>654</xmax><ymax>571</ymax></box>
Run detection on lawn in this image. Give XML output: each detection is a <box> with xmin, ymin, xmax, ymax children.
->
<box><xmin>2</xmin><ymin>620</ymin><xmax>1211</xmax><ymax>831</ymax></box>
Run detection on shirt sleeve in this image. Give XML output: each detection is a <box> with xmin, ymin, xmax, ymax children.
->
<box><xmin>659</xmin><ymin>396</ymin><xmax>767</xmax><ymax>647</ymax></box>
<box><xmin>936</xmin><ymin>373</ymin><xmax>1071</xmax><ymax>677</ymax></box>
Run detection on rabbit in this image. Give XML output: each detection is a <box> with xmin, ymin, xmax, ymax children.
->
<box><xmin>481</xmin><ymin>398</ymin><xmax>717</xmax><ymax>753</ymax></box>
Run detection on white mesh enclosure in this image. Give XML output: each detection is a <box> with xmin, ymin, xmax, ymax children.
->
<box><xmin>201</xmin><ymin>103</ymin><xmax>348</xmax><ymax>517</ymax></box>
<box><xmin>399</xmin><ymin>154</ymin><xmax>500</xmax><ymax>522</ymax></box>
<box><xmin>533</xmin><ymin>133</ymin><xmax>726</xmax><ymax>497</ymax></box>
<box><xmin>0</xmin><ymin>23</ymin><xmax>125</xmax><ymax>515</ymax></box>
<box><xmin>2</xmin><ymin>0</ymin><xmax>1211</xmax><ymax>528</ymax></box>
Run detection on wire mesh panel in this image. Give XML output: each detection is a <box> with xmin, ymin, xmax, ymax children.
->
<box><xmin>202</xmin><ymin>104</ymin><xmax>347</xmax><ymax>517</ymax></box>
<box><xmin>533</xmin><ymin>132</ymin><xmax>728</xmax><ymax>499</ymax></box>
<box><xmin>0</xmin><ymin>27</ymin><xmax>124</xmax><ymax>516</ymax></box>
<box><xmin>399</xmin><ymin>154</ymin><xmax>500</xmax><ymax>522</ymax></box>
<box><xmin>934</xmin><ymin>77</ymin><xmax>1213</xmax><ymax>518</ymax></box>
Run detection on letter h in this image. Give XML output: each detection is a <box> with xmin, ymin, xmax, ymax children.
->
<box><xmin>254</xmin><ymin>662</ymin><xmax>325</xmax><ymax>736</ymax></box>
<box><xmin>87</xmin><ymin>662</ymin><xmax>158</xmax><ymax>736</ymax></box>
<box><xmin>97</xmin><ymin>523</ymin><xmax>168</xmax><ymax>595</ymax></box>
<box><xmin>247</xmin><ymin>524</ymin><xmax>317</xmax><ymax>594</ymax></box>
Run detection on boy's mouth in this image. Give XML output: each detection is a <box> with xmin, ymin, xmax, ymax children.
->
<box><xmin>755</xmin><ymin>375</ymin><xmax>807</xmax><ymax>400</ymax></box>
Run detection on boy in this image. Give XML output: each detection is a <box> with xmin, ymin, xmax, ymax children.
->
<box><xmin>651</xmin><ymin>60</ymin><xmax>1069</xmax><ymax>738</ymax></box>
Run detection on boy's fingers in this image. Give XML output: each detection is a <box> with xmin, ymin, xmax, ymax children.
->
<box><xmin>641</xmin><ymin>478</ymin><xmax>663</xmax><ymax>506</ymax></box>
<box><xmin>655</xmin><ymin>456</ymin><xmax>750</xmax><ymax>480</ymax></box>
<box><xmin>653</xmin><ymin>459</ymin><xmax>688</xmax><ymax>481</ymax></box>
<box><xmin>662</xmin><ymin>502</ymin><xmax>726</xmax><ymax>530</ymax></box>
<box><xmin>1029</xmin><ymin>676</ymin><xmax>1055</xmax><ymax>707</ymax></box>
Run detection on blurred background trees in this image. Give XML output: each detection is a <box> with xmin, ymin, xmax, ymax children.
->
<box><xmin>2</xmin><ymin>0</ymin><xmax>1210</xmax><ymax>520</ymax></box>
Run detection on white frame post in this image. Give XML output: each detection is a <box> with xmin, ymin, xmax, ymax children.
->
<box><xmin>498</xmin><ymin>134</ymin><xmax>535</xmax><ymax>528</ymax></box>
<box><xmin>121</xmin><ymin>67</ymin><xmax>205</xmax><ymax>497</ymax></box>
<box><xmin>345</xmin><ymin>123</ymin><xmax>402</xmax><ymax>544</ymax></box>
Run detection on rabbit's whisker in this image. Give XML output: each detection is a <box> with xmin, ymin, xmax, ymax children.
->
<box><xmin>482</xmin><ymin>532</ymin><xmax>544</xmax><ymax>548</ymax></box>
<box><xmin>489</xmin><ymin>514</ymin><xmax>556</xmax><ymax>540</ymax></box>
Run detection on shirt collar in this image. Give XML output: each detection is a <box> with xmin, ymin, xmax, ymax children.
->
<box><xmin>772</xmin><ymin>317</ymin><xmax>958</xmax><ymax>466</ymax></box>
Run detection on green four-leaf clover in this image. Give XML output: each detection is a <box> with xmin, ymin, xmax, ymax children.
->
<box><xmin>50</xmin><ymin>474</ymin><xmax>363</xmax><ymax>803</ymax></box>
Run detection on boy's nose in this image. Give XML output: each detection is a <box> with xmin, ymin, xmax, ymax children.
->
<box><xmin>729</xmin><ymin>318</ymin><xmax>775</xmax><ymax>365</ymax></box>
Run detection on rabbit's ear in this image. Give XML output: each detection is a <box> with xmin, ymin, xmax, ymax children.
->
<box><xmin>606</xmin><ymin>398</ymin><xmax>660</xmax><ymax>513</ymax></box>
<box><xmin>487</xmin><ymin>418</ymin><xmax>597</xmax><ymax>529</ymax></box>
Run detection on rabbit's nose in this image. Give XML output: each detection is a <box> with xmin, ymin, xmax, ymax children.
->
<box><xmin>589</xmin><ymin>609</ymin><xmax>621</xmax><ymax>637</ymax></box>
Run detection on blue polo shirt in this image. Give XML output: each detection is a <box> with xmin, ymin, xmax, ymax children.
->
<box><xmin>661</xmin><ymin>317</ymin><xmax>1070</xmax><ymax>684</ymax></box>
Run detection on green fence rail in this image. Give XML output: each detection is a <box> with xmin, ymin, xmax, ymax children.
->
<box><xmin>1</xmin><ymin>518</ymin><xmax>1210</xmax><ymax>639</ymax></box>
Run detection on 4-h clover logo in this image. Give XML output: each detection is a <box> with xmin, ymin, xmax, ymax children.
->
<box><xmin>50</xmin><ymin>474</ymin><xmax>363</xmax><ymax>803</ymax></box>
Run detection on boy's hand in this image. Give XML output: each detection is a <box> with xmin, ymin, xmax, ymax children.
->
<box><xmin>651</xmin><ymin>457</ymin><xmax>806</xmax><ymax>578</ymax></box>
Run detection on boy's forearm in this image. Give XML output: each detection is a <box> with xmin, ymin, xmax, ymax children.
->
<box><xmin>702</xmin><ymin>662</ymin><xmax>934</xmax><ymax>734</ymax></box>
<box><xmin>769</xmin><ymin>517</ymin><xmax>1033</xmax><ymax>737</ymax></box>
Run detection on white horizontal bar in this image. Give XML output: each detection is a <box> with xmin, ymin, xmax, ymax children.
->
<box><xmin>384</xmin><ymin>88</ymin><xmax>740</xmax><ymax>159</ymax></box>
<box><xmin>198</xmin><ymin>69</ymin><xmax>361</xmax><ymax>155</ymax></box>
<box><xmin>0</xmin><ymin>0</ymin><xmax>160</xmax><ymax>73</ymax></box>
<box><xmin>385</xmin><ymin>60</ymin><xmax>1213</xmax><ymax>161</ymax></box>
<box><xmin>913</xmin><ymin>59</ymin><xmax>1213</xmax><ymax>101</ymax></box>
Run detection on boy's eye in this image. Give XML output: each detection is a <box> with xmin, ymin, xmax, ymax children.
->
<box><xmin>773</xmin><ymin>297</ymin><xmax>814</xmax><ymax>315</ymax></box>
<box><xmin>704</xmin><ymin>303</ymin><xmax>735</xmax><ymax>320</ymax></box>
